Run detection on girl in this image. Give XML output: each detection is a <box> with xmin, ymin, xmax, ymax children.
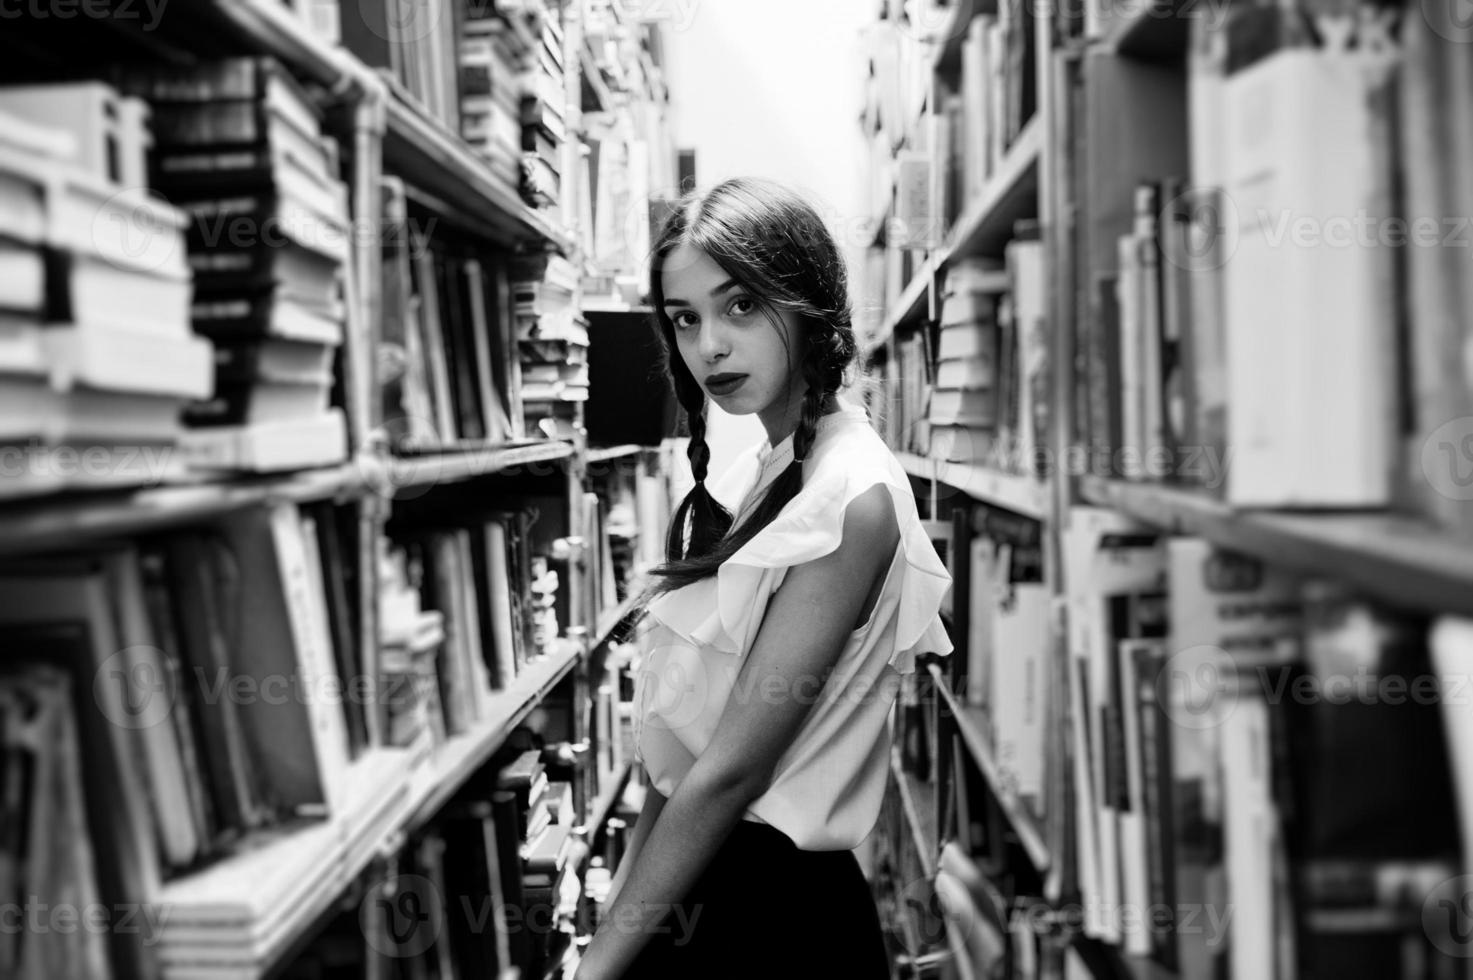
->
<box><xmin>573</xmin><ymin>178</ymin><xmax>953</xmax><ymax>980</ymax></box>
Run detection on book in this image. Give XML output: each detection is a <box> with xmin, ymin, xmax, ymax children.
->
<box><xmin>214</xmin><ymin>503</ymin><xmax>354</xmax><ymax>819</ymax></box>
<box><xmin>1221</xmin><ymin>46</ymin><xmax>1397</xmax><ymax>507</ymax></box>
<box><xmin>179</xmin><ymin>407</ymin><xmax>348</xmax><ymax>472</ymax></box>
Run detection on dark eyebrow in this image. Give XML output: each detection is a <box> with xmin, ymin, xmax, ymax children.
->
<box><xmin>661</xmin><ymin>279</ymin><xmax>740</xmax><ymax>308</ymax></box>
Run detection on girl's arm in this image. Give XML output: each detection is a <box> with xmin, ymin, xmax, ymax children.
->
<box><xmin>573</xmin><ymin>485</ymin><xmax>901</xmax><ymax>980</ymax></box>
<box><xmin>603</xmin><ymin>780</ymin><xmax>665</xmax><ymax>907</ymax></box>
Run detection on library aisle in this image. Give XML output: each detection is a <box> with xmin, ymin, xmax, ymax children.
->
<box><xmin>1</xmin><ymin>1</ymin><xmax>1471</xmax><ymax>979</ymax></box>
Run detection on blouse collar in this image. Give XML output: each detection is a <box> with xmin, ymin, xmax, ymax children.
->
<box><xmin>753</xmin><ymin>395</ymin><xmax>869</xmax><ymax>475</ymax></box>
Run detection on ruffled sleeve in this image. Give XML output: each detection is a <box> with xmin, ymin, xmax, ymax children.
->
<box><xmin>644</xmin><ymin>426</ymin><xmax>954</xmax><ymax>674</ymax></box>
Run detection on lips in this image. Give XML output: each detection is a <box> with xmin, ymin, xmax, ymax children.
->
<box><xmin>704</xmin><ymin>373</ymin><xmax>747</xmax><ymax>396</ymax></box>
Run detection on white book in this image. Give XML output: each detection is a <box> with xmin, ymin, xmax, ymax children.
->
<box><xmin>940</xmin><ymin>289</ymin><xmax>1001</xmax><ymax>328</ymax></box>
<box><xmin>1117</xmin><ymin>232</ymin><xmax>1144</xmax><ymax>478</ymax></box>
<box><xmin>938</xmin><ymin>322</ymin><xmax>996</xmax><ymax>362</ymax></box>
<box><xmin>180</xmin><ymin>408</ymin><xmax>347</xmax><ymax>472</ymax></box>
<box><xmin>962</xmin><ymin>15</ymin><xmax>994</xmax><ymax>197</ymax></box>
<box><xmin>0</xmin><ymin>314</ymin><xmax>46</xmax><ymax>376</ymax></box>
<box><xmin>1117</xmin><ymin>637</ymin><xmax>1158</xmax><ymax>957</ymax></box>
<box><xmin>0</xmin><ymin>83</ymin><xmax>149</xmax><ymax>187</ymax></box>
<box><xmin>0</xmin><ymin>149</ymin><xmax>48</xmax><ymax>246</ymax></box>
<box><xmin>44</xmin><ymin>322</ymin><xmax>213</xmax><ymax>398</ymax></box>
<box><xmin>1223</xmin><ymin>47</ymin><xmax>1396</xmax><ymax>506</ymax></box>
<box><xmin>64</xmin><ymin>255</ymin><xmax>195</xmax><ymax>339</ymax></box>
<box><xmin>1220</xmin><ymin>696</ymin><xmax>1279</xmax><ymax>980</ymax></box>
<box><xmin>0</xmin><ymin>105</ymin><xmax>78</xmax><ymax>160</ymax></box>
<box><xmin>936</xmin><ymin>355</ymin><xmax>994</xmax><ymax>390</ymax></box>
<box><xmin>929</xmin><ymin>387</ymin><xmax>995</xmax><ymax>427</ymax></box>
<box><xmin>0</xmin><ymin>240</ymin><xmax>44</xmax><ymax>312</ymax></box>
<box><xmin>990</xmin><ymin>566</ymin><xmax>1051</xmax><ymax>805</ymax></box>
<box><xmin>0</xmin><ymin>377</ymin><xmax>184</xmax><ymax>443</ymax></box>
<box><xmin>1430</xmin><ymin>617</ymin><xmax>1473</xmax><ymax>870</ymax></box>
<box><xmin>929</xmin><ymin>424</ymin><xmax>995</xmax><ymax>465</ymax></box>
<box><xmin>52</xmin><ymin>174</ymin><xmax>190</xmax><ymax>282</ymax></box>
<box><xmin>101</xmin><ymin>549</ymin><xmax>202</xmax><ymax>870</ymax></box>
<box><xmin>1008</xmin><ymin>236</ymin><xmax>1048</xmax><ymax>476</ymax></box>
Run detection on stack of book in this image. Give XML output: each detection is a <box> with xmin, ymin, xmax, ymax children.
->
<box><xmin>378</xmin><ymin>539</ymin><xmax>450</xmax><ymax>752</ymax></box>
<box><xmin>120</xmin><ymin>56</ymin><xmax>352</xmax><ymax>473</ymax></box>
<box><xmin>930</xmin><ymin>258</ymin><xmax>1007</xmax><ymax>464</ymax></box>
<box><xmin>0</xmin><ymin>90</ymin><xmax>208</xmax><ymax>498</ymax></box>
<box><xmin>517</xmin><ymin>1</ymin><xmax>567</xmax><ymax>211</ymax></box>
<box><xmin>494</xmin><ymin>748</ymin><xmax>577</xmax><ymax>975</ymax></box>
<box><xmin>461</xmin><ymin>8</ymin><xmax>531</xmax><ymax>190</ymax></box>
<box><xmin>513</xmin><ymin>251</ymin><xmax>587</xmax><ymax>438</ymax></box>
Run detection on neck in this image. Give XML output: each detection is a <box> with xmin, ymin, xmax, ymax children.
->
<box><xmin>758</xmin><ymin>390</ymin><xmax>839</xmax><ymax>447</ymax></box>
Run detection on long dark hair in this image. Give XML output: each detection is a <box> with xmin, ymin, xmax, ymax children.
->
<box><xmin>644</xmin><ymin>178</ymin><xmax>858</xmax><ymax>595</ymax></box>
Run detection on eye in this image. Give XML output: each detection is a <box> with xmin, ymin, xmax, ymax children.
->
<box><xmin>728</xmin><ymin>295</ymin><xmax>756</xmax><ymax>318</ymax></box>
<box><xmin>671</xmin><ymin>310</ymin><xmax>699</xmax><ymax>331</ymax></box>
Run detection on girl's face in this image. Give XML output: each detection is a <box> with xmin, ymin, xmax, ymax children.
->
<box><xmin>662</xmin><ymin>243</ymin><xmax>807</xmax><ymax>441</ymax></box>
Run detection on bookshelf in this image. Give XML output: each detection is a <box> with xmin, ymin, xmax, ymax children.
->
<box><xmin>404</xmin><ymin>639</ymin><xmax>583</xmax><ymax>831</ymax></box>
<box><xmin>863</xmin><ymin>0</ymin><xmax>1473</xmax><ymax>978</ymax></box>
<box><xmin>931</xmin><ymin>663</ymin><xmax>1052</xmax><ymax>872</ymax></box>
<box><xmin>0</xmin><ymin>0</ymin><xmax>679</xmax><ymax>977</ymax></box>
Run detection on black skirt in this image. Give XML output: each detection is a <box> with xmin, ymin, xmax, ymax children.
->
<box><xmin>619</xmin><ymin>819</ymin><xmax>891</xmax><ymax>979</ymax></box>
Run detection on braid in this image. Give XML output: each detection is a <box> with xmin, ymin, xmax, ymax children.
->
<box><xmin>792</xmin><ymin>358</ymin><xmax>826</xmax><ymax>463</ymax></box>
<box><xmin>664</xmin><ymin>372</ymin><xmax>733</xmax><ymax>564</ymax></box>
<box><xmin>686</xmin><ymin>400</ymin><xmax>712</xmax><ymax>482</ymax></box>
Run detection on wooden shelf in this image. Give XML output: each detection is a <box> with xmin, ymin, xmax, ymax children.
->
<box><xmin>1105</xmin><ymin>0</ymin><xmax>1194</xmax><ymax>65</ymax></box>
<box><xmin>0</xmin><ymin>463</ymin><xmax>365</xmax><ymax>559</ymax></box>
<box><xmin>1080</xmin><ymin>475</ymin><xmax>1473</xmax><ymax>619</ymax></box>
<box><xmin>867</xmin><ymin>116</ymin><xmax>1044</xmax><ymax>353</ymax></box>
<box><xmin>891</xmin><ymin>750</ymin><xmax>939</xmax><ymax>878</ymax></box>
<box><xmin>897</xmin><ymin>453</ymin><xmax>1048</xmax><ymax>519</ymax></box>
<box><xmin>944</xmin><ymin>113</ymin><xmax>1044</xmax><ymax>261</ymax></box>
<box><xmin>404</xmin><ymin>640</ymin><xmax>582</xmax><ymax>830</ymax></box>
<box><xmin>585</xmin><ymin>444</ymin><xmax>647</xmax><ymax>465</ymax></box>
<box><xmin>594</xmin><ymin>580</ymin><xmax>647</xmax><ymax>650</ymax></box>
<box><xmin>930</xmin><ymin>664</ymin><xmax>1052</xmax><ymax>872</ymax></box>
<box><xmin>384</xmin><ymin>90</ymin><xmax>574</xmax><ymax>251</ymax></box>
<box><xmin>872</xmin><ymin>255</ymin><xmax>939</xmax><ymax>351</ymax></box>
<box><xmin>583</xmin><ymin>759</ymin><xmax>634</xmax><ymax>837</ymax></box>
<box><xmin>389</xmin><ymin>440</ymin><xmax>574</xmax><ymax>492</ymax></box>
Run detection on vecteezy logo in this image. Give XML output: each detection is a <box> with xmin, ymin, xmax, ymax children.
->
<box><xmin>895</xmin><ymin>0</ymin><xmax>970</xmax><ymax>43</ymax></box>
<box><xmin>92</xmin><ymin>188</ymin><xmax>183</xmax><ymax>276</ymax></box>
<box><xmin>361</xmin><ymin>874</ymin><xmax>444</xmax><ymax>959</ymax></box>
<box><xmin>1421</xmin><ymin>417</ymin><xmax>1473</xmax><ymax>501</ymax></box>
<box><xmin>1424</xmin><ymin>875</ymin><xmax>1473</xmax><ymax>957</ymax></box>
<box><xmin>94</xmin><ymin>647</ymin><xmax>177</xmax><ymax>731</ymax></box>
<box><xmin>1157</xmin><ymin>645</ymin><xmax>1236</xmax><ymax>731</ymax></box>
<box><xmin>634</xmin><ymin>643</ymin><xmax>711</xmax><ymax>732</ymax></box>
<box><xmin>900</xmin><ymin>875</ymin><xmax>953</xmax><ymax>947</ymax></box>
<box><xmin>1159</xmin><ymin>187</ymin><xmax>1240</xmax><ymax>274</ymax></box>
<box><xmin>363</xmin><ymin>0</ymin><xmax>444</xmax><ymax>44</ymax></box>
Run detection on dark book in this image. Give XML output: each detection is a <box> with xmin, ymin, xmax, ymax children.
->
<box><xmin>163</xmin><ymin>533</ymin><xmax>275</xmax><ymax>836</ymax></box>
<box><xmin>441</xmin><ymin>802</ymin><xmax>512</xmax><ymax>978</ymax></box>
<box><xmin>489</xmin><ymin>790</ymin><xmax>530</xmax><ymax>970</ymax></box>
<box><xmin>305</xmin><ymin>503</ymin><xmax>370</xmax><ymax>757</ymax></box>
<box><xmin>435</xmin><ymin>252</ymin><xmax>487</xmax><ymax>441</ymax></box>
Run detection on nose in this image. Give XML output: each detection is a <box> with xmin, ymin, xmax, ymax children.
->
<box><xmin>695</xmin><ymin>319</ymin><xmax>729</xmax><ymax>362</ymax></box>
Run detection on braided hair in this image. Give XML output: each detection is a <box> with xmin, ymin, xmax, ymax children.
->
<box><xmin>645</xmin><ymin>178</ymin><xmax>858</xmax><ymax>595</ymax></box>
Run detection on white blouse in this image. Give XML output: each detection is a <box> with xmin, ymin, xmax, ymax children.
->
<box><xmin>630</xmin><ymin>397</ymin><xmax>954</xmax><ymax>850</ymax></box>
